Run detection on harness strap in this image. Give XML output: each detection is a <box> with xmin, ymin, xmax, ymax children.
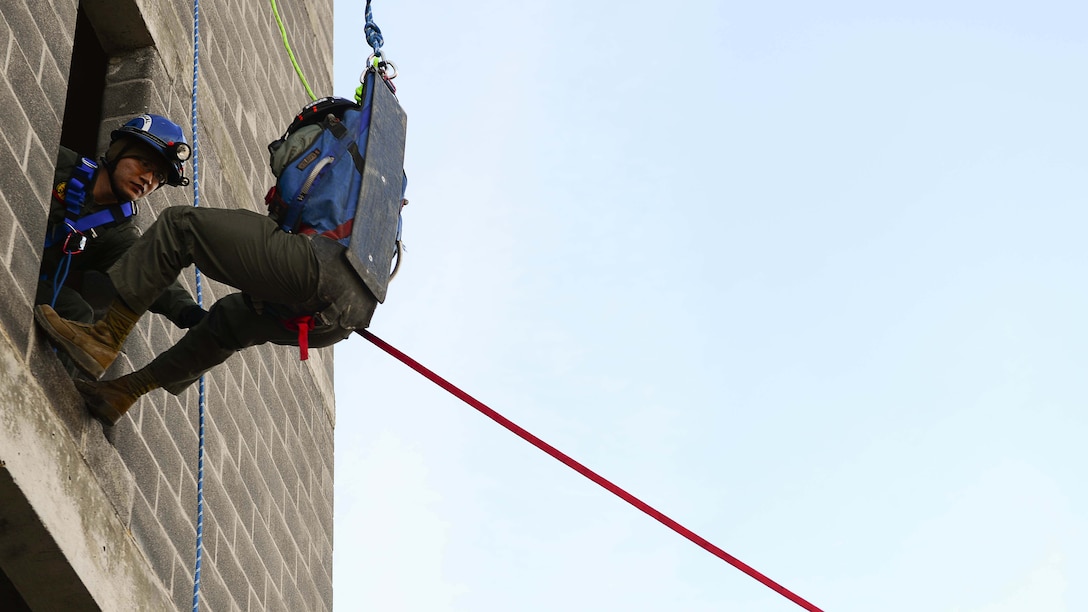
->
<box><xmin>44</xmin><ymin>201</ymin><xmax>138</xmax><ymax>248</ymax></box>
<box><xmin>67</xmin><ymin>201</ymin><xmax>137</xmax><ymax>233</ymax></box>
<box><xmin>282</xmin><ymin>315</ymin><xmax>315</xmax><ymax>360</ymax></box>
<box><xmin>63</xmin><ymin>157</ymin><xmax>98</xmax><ymax>219</ymax></box>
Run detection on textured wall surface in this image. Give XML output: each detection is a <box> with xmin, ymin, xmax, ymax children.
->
<box><xmin>0</xmin><ymin>0</ymin><xmax>337</xmax><ymax>609</ymax></box>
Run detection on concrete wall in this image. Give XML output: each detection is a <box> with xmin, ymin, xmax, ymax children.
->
<box><xmin>0</xmin><ymin>0</ymin><xmax>338</xmax><ymax>609</ymax></box>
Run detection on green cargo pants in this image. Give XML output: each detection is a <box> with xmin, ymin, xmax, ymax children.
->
<box><xmin>109</xmin><ymin>206</ymin><xmax>376</xmax><ymax>394</ymax></box>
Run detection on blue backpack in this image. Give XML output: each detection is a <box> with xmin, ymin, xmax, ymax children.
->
<box><xmin>266</xmin><ymin>69</ymin><xmax>407</xmax><ymax>302</ymax></box>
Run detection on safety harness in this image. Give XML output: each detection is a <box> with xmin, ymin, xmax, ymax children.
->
<box><xmin>43</xmin><ymin>157</ymin><xmax>138</xmax><ymax>306</ymax></box>
<box><xmin>46</xmin><ymin>157</ymin><xmax>140</xmax><ymax>245</ymax></box>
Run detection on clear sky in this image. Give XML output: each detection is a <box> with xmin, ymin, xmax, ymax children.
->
<box><xmin>328</xmin><ymin>2</ymin><xmax>1087</xmax><ymax>610</ymax></box>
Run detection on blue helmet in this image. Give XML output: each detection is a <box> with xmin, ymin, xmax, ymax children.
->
<box><xmin>110</xmin><ymin>114</ymin><xmax>191</xmax><ymax>187</ymax></box>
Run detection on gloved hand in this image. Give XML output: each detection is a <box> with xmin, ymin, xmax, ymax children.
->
<box><xmin>176</xmin><ymin>305</ymin><xmax>208</xmax><ymax>329</ymax></box>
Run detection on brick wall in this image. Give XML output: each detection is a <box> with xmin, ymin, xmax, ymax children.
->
<box><xmin>0</xmin><ymin>0</ymin><xmax>338</xmax><ymax>610</ymax></box>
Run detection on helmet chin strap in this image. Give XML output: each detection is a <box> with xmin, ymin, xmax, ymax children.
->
<box><xmin>97</xmin><ymin>155</ymin><xmax>132</xmax><ymax>204</ymax></box>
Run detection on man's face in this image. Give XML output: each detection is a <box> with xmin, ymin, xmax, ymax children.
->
<box><xmin>111</xmin><ymin>142</ymin><xmax>170</xmax><ymax>200</ymax></box>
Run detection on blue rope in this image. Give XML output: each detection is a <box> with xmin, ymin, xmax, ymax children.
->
<box><xmin>364</xmin><ymin>0</ymin><xmax>384</xmax><ymax>56</ymax></box>
<box><xmin>50</xmin><ymin>252</ymin><xmax>73</xmax><ymax>307</ymax></box>
<box><xmin>190</xmin><ymin>0</ymin><xmax>206</xmax><ymax>609</ymax></box>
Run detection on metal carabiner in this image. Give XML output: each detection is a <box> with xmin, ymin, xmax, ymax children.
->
<box><xmin>61</xmin><ymin>229</ymin><xmax>87</xmax><ymax>255</ymax></box>
<box><xmin>362</xmin><ymin>54</ymin><xmax>399</xmax><ymax>81</ymax></box>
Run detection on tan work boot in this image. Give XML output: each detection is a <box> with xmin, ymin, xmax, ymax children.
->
<box><xmin>74</xmin><ymin>368</ymin><xmax>160</xmax><ymax>426</ymax></box>
<box><xmin>34</xmin><ymin>299</ymin><xmax>140</xmax><ymax>379</ymax></box>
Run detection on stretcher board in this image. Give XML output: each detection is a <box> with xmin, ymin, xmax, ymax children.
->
<box><xmin>346</xmin><ymin>76</ymin><xmax>407</xmax><ymax>303</ymax></box>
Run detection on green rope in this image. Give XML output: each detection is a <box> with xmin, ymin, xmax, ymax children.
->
<box><xmin>269</xmin><ymin>0</ymin><xmax>317</xmax><ymax>101</ymax></box>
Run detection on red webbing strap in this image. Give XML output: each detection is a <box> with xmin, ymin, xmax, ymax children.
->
<box><xmin>284</xmin><ymin>315</ymin><xmax>315</xmax><ymax>360</ymax></box>
<box><xmin>358</xmin><ymin>330</ymin><xmax>823</xmax><ymax>611</ymax></box>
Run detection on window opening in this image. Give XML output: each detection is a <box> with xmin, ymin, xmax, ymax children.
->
<box><xmin>59</xmin><ymin>3</ymin><xmax>107</xmax><ymax>155</ymax></box>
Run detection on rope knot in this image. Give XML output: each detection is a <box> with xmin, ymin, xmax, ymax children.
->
<box><xmin>364</xmin><ymin>0</ymin><xmax>385</xmax><ymax>54</ymax></box>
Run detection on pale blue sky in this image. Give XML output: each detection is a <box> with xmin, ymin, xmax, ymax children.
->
<box><xmin>329</xmin><ymin>2</ymin><xmax>1087</xmax><ymax>610</ymax></box>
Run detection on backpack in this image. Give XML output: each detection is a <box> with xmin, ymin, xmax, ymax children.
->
<box><xmin>265</xmin><ymin>68</ymin><xmax>407</xmax><ymax>303</ymax></box>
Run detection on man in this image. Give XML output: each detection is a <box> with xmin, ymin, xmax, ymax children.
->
<box><xmin>35</xmin><ymin>91</ymin><xmax>400</xmax><ymax>426</ymax></box>
<box><xmin>33</xmin><ymin>203</ymin><xmax>378</xmax><ymax>426</ymax></box>
<box><xmin>37</xmin><ymin>114</ymin><xmax>205</xmax><ymax>333</ymax></box>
